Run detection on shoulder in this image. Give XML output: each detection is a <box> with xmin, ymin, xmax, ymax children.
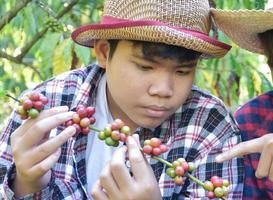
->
<box><xmin>40</xmin><ymin>64</ymin><xmax>102</xmax><ymax>87</ymax></box>
<box><xmin>23</xmin><ymin>64</ymin><xmax>103</xmax><ymax>107</ymax></box>
<box><xmin>235</xmin><ymin>91</ymin><xmax>273</xmax><ymax>119</ymax></box>
<box><xmin>234</xmin><ymin>91</ymin><xmax>273</xmax><ymax>139</ymax></box>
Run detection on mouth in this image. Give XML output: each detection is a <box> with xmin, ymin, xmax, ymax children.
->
<box><xmin>142</xmin><ymin>105</ymin><xmax>169</xmax><ymax>118</ymax></box>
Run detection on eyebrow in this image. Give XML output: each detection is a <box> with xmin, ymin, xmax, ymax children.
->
<box><xmin>132</xmin><ymin>54</ymin><xmax>198</xmax><ymax>68</ymax></box>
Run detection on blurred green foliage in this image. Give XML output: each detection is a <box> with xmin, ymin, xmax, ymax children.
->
<box><xmin>0</xmin><ymin>0</ymin><xmax>272</xmax><ymax>131</ymax></box>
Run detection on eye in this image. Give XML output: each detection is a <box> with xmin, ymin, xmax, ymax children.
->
<box><xmin>135</xmin><ymin>63</ymin><xmax>153</xmax><ymax>71</ymax></box>
<box><xmin>176</xmin><ymin>70</ymin><xmax>191</xmax><ymax>76</ymax></box>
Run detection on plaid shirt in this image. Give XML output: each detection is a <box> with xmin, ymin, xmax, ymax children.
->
<box><xmin>0</xmin><ymin>64</ymin><xmax>244</xmax><ymax>200</ymax></box>
<box><xmin>235</xmin><ymin>91</ymin><xmax>273</xmax><ymax>200</ymax></box>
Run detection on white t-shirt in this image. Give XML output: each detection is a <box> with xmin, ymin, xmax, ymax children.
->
<box><xmin>85</xmin><ymin>74</ymin><xmax>123</xmax><ymax>196</ymax></box>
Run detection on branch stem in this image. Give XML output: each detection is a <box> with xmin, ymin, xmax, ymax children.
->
<box><xmin>6</xmin><ymin>94</ymin><xmax>20</xmax><ymax>103</ymax></box>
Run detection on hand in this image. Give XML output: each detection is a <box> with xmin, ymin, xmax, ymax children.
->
<box><xmin>216</xmin><ymin>133</ymin><xmax>273</xmax><ymax>181</ymax></box>
<box><xmin>91</xmin><ymin>134</ymin><xmax>162</xmax><ymax>200</ymax></box>
<box><xmin>10</xmin><ymin>106</ymin><xmax>76</xmax><ymax>197</ymax></box>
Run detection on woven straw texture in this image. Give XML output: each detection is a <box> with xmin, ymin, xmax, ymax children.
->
<box><xmin>72</xmin><ymin>0</ymin><xmax>231</xmax><ymax>58</ymax></box>
<box><xmin>211</xmin><ymin>7</ymin><xmax>273</xmax><ymax>54</ymax></box>
<box><xmin>103</xmin><ymin>0</ymin><xmax>210</xmax><ymax>33</ymax></box>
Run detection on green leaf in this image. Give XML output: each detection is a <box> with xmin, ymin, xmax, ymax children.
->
<box><xmin>37</xmin><ymin>32</ymin><xmax>62</xmax><ymax>79</ymax></box>
<box><xmin>74</xmin><ymin>43</ymin><xmax>91</xmax><ymax>65</ymax></box>
<box><xmin>255</xmin><ymin>0</ymin><xmax>265</xmax><ymax>9</ymax></box>
<box><xmin>53</xmin><ymin>38</ymin><xmax>73</xmax><ymax>75</ymax></box>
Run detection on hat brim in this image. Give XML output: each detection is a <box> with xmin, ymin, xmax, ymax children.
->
<box><xmin>211</xmin><ymin>8</ymin><xmax>273</xmax><ymax>54</ymax></box>
<box><xmin>71</xmin><ymin>19</ymin><xmax>231</xmax><ymax>58</ymax></box>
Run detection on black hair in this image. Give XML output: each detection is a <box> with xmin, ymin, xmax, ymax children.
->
<box><xmin>258</xmin><ymin>29</ymin><xmax>273</xmax><ymax>69</ymax></box>
<box><xmin>107</xmin><ymin>40</ymin><xmax>202</xmax><ymax>63</ymax></box>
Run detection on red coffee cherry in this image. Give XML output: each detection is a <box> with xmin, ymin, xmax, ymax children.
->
<box><xmin>16</xmin><ymin>92</ymin><xmax>48</xmax><ymax>119</ymax></box>
<box><xmin>64</xmin><ymin>105</ymin><xmax>96</xmax><ymax>136</ymax></box>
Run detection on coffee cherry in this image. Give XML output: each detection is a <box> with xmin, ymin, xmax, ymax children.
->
<box><xmin>111</xmin><ymin>130</ymin><xmax>121</xmax><ymax>141</ymax></box>
<box><xmin>23</xmin><ymin>99</ymin><xmax>33</xmax><ymax>110</ymax></box>
<box><xmin>187</xmin><ymin>162</ymin><xmax>196</xmax><ymax>173</ymax></box>
<box><xmin>214</xmin><ymin>187</ymin><xmax>224</xmax><ymax>198</ymax></box>
<box><xmin>16</xmin><ymin>92</ymin><xmax>48</xmax><ymax>119</ymax></box>
<box><xmin>203</xmin><ymin>181</ymin><xmax>214</xmax><ymax>191</ymax></box>
<box><xmin>143</xmin><ymin>145</ymin><xmax>153</xmax><ymax>154</ymax></box>
<box><xmin>29</xmin><ymin>92</ymin><xmax>40</xmax><ymax>101</ymax></box>
<box><xmin>174</xmin><ymin>176</ymin><xmax>184</xmax><ymax>185</ymax></box>
<box><xmin>165</xmin><ymin>158</ymin><xmax>194</xmax><ymax>186</ymax></box>
<box><xmin>77</xmin><ymin>108</ymin><xmax>87</xmax><ymax>118</ymax></box>
<box><xmin>72</xmin><ymin>114</ymin><xmax>81</xmax><ymax>124</ymax></box>
<box><xmin>152</xmin><ymin>147</ymin><xmax>162</xmax><ymax>156</ymax></box>
<box><xmin>222</xmin><ymin>186</ymin><xmax>229</xmax><ymax>196</ymax></box>
<box><xmin>175</xmin><ymin>166</ymin><xmax>185</xmax><ymax>176</ymax></box>
<box><xmin>150</xmin><ymin>138</ymin><xmax>161</xmax><ymax>147</ymax></box>
<box><xmin>80</xmin><ymin>117</ymin><xmax>91</xmax><ymax>128</ymax></box>
<box><xmin>222</xmin><ymin>179</ymin><xmax>229</xmax><ymax>187</ymax></box>
<box><xmin>64</xmin><ymin>105</ymin><xmax>96</xmax><ymax>136</ymax></box>
<box><xmin>28</xmin><ymin>108</ymin><xmax>39</xmax><ymax>118</ymax></box>
<box><xmin>207</xmin><ymin>191</ymin><xmax>215</xmax><ymax>199</ymax></box>
<box><xmin>105</xmin><ymin>137</ymin><xmax>119</xmax><ymax>147</ymax></box>
<box><xmin>86</xmin><ymin>106</ymin><xmax>95</xmax><ymax>116</ymax></box>
<box><xmin>96</xmin><ymin>119</ymin><xmax>131</xmax><ymax>147</ymax></box>
<box><xmin>142</xmin><ymin>138</ymin><xmax>168</xmax><ymax>156</ymax></box>
<box><xmin>33</xmin><ymin>101</ymin><xmax>44</xmax><ymax>111</ymax></box>
<box><xmin>211</xmin><ymin>176</ymin><xmax>223</xmax><ymax>188</ymax></box>
<box><xmin>166</xmin><ymin>168</ymin><xmax>176</xmax><ymax>178</ymax></box>
<box><xmin>204</xmin><ymin>177</ymin><xmax>230</xmax><ymax>199</ymax></box>
<box><xmin>98</xmin><ymin>131</ymin><xmax>107</xmax><ymax>140</ymax></box>
<box><xmin>82</xmin><ymin>127</ymin><xmax>90</xmax><ymax>135</ymax></box>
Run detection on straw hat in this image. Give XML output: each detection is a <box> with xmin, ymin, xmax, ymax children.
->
<box><xmin>211</xmin><ymin>0</ymin><xmax>273</xmax><ymax>54</ymax></box>
<box><xmin>71</xmin><ymin>0</ymin><xmax>231</xmax><ymax>58</ymax></box>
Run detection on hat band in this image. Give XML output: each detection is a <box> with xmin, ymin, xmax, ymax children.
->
<box><xmin>72</xmin><ymin>16</ymin><xmax>231</xmax><ymax>50</ymax></box>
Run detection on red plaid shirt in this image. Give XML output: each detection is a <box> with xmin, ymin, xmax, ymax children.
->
<box><xmin>235</xmin><ymin>91</ymin><xmax>273</xmax><ymax>200</ymax></box>
<box><xmin>0</xmin><ymin>64</ymin><xmax>244</xmax><ymax>199</ymax></box>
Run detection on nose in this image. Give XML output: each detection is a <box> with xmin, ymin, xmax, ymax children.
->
<box><xmin>148</xmin><ymin>76</ymin><xmax>173</xmax><ymax>98</ymax></box>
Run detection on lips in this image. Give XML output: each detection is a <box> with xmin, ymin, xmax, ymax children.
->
<box><xmin>143</xmin><ymin>105</ymin><xmax>169</xmax><ymax>118</ymax></box>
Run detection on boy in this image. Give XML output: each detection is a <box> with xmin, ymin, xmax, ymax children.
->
<box><xmin>0</xmin><ymin>0</ymin><xmax>243</xmax><ymax>199</ymax></box>
<box><xmin>212</xmin><ymin>1</ymin><xmax>273</xmax><ymax>199</ymax></box>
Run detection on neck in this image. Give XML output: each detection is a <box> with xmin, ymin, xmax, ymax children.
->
<box><xmin>106</xmin><ymin>86</ymin><xmax>138</xmax><ymax>132</ymax></box>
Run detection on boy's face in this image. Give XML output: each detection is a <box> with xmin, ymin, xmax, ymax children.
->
<box><xmin>95</xmin><ymin>40</ymin><xmax>198</xmax><ymax>131</ymax></box>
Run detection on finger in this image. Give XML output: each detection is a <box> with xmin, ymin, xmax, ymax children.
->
<box><xmin>21</xmin><ymin>111</ymin><xmax>74</xmax><ymax>149</ymax></box>
<box><xmin>13</xmin><ymin>106</ymin><xmax>70</xmax><ymax>137</ymax></box>
<box><xmin>215</xmin><ymin>138</ymin><xmax>264</xmax><ymax>163</ymax></box>
<box><xmin>126</xmin><ymin>136</ymin><xmax>148</xmax><ymax>181</ymax></box>
<box><xmin>110</xmin><ymin>146</ymin><xmax>133</xmax><ymax>190</ymax></box>
<box><xmin>91</xmin><ymin>180</ymin><xmax>109</xmax><ymax>200</ymax></box>
<box><xmin>28</xmin><ymin>126</ymin><xmax>76</xmax><ymax>164</ymax></box>
<box><xmin>255</xmin><ymin>145</ymin><xmax>273</xmax><ymax>179</ymax></box>
<box><xmin>132</xmin><ymin>134</ymin><xmax>140</xmax><ymax>147</ymax></box>
<box><xmin>99</xmin><ymin>163</ymin><xmax>120</xmax><ymax>199</ymax></box>
<box><xmin>29</xmin><ymin>147</ymin><xmax>62</xmax><ymax>178</ymax></box>
<box><xmin>269</xmin><ymin>161</ymin><xmax>273</xmax><ymax>182</ymax></box>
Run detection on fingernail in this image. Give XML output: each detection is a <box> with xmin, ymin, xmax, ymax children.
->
<box><xmin>54</xmin><ymin>106</ymin><xmax>69</xmax><ymax>112</ymax></box>
<box><xmin>63</xmin><ymin>111</ymin><xmax>75</xmax><ymax>120</ymax></box>
<box><xmin>127</xmin><ymin>136</ymin><xmax>135</xmax><ymax>145</ymax></box>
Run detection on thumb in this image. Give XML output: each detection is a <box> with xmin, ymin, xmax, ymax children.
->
<box><xmin>215</xmin><ymin>137</ymin><xmax>264</xmax><ymax>163</ymax></box>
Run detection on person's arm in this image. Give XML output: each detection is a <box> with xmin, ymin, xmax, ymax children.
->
<box><xmin>216</xmin><ymin>134</ymin><xmax>273</xmax><ymax>181</ymax></box>
<box><xmin>0</xmin><ymin>106</ymin><xmax>75</xmax><ymax>199</ymax></box>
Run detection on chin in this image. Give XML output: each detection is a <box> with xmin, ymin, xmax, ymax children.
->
<box><xmin>138</xmin><ymin>118</ymin><xmax>165</xmax><ymax>129</ymax></box>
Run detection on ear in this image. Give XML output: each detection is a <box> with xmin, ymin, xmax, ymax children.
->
<box><xmin>94</xmin><ymin>40</ymin><xmax>110</xmax><ymax>69</ymax></box>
